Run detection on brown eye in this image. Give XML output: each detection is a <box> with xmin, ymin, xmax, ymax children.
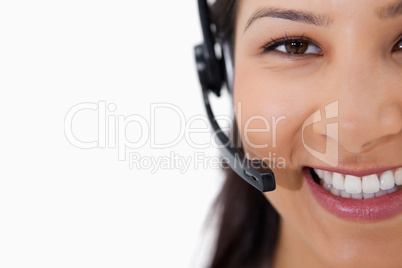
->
<box><xmin>285</xmin><ymin>41</ymin><xmax>309</xmax><ymax>54</ymax></box>
<box><xmin>263</xmin><ymin>37</ymin><xmax>322</xmax><ymax>56</ymax></box>
<box><xmin>265</xmin><ymin>39</ymin><xmax>322</xmax><ymax>55</ymax></box>
<box><xmin>392</xmin><ymin>38</ymin><xmax>402</xmax><ymax>52</ymax></box>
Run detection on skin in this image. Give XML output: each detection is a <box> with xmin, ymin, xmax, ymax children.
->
<box><xmin>233</xmin><ymin>0</ymin><xmax>402</xmax><ymax>267</ymax></box>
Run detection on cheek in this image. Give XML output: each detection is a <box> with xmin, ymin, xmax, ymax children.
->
<box><xmin>233</xmin><ymin>63</ymin><xmax>318</xmax><ymax>169</ymax></box>
<box><xmin>233</xmin><ymin>69</ymin><xmax>305</xmax><ymax>190</ymax></box>
<box><xmin>231</xmin><ymin>59</ymin><xmax>337</xmax><ymax>196</ymax></box>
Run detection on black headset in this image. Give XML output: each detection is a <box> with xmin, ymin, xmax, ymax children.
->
<box><xmin>194</xmin><ymin>0</ymin><xmax>276</xmax><ymax>192</ymax></box>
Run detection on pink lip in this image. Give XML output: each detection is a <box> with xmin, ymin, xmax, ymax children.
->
<box><xmin>304</xmin><ymin>167</ymin><xmax>402</xmax><ymax>221</ymax></box>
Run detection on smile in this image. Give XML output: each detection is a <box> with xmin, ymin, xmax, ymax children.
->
<box><xmin>304</xmin><ymin>167</ymin><xmax>402</xmax><ymax>221</ymax></box>
<box><xmin>311</xmin><ymin>168</ymin><xmax>402</xmax><ymax>199</ymax></box>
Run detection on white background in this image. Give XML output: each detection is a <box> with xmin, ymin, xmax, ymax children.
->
<box><xmin>0</xmin><ymin>1</ymin><xmax>227</xmax><ymax>267</ymax></box>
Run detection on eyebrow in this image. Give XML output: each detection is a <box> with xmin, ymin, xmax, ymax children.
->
<box><xmin>244</xmin><ymin>7</ymin><xmax>331</xmax><ymax>32</ymax></box>
<box><xmin>377</xmin><ymin>0</ymin><xmax>402</xmax><ymax>19</ymax></box>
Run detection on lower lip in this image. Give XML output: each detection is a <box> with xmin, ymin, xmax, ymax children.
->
<box><xmin>304</xmin><ymin>167</ymin><xmax>402</xmax><ymax>221</ymax></box>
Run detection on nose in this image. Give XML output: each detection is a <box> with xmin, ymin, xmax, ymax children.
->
<box><xmin>314</xmin><ymin>54</ymin><xmax>402</xmax><ymax>154</ymax></box>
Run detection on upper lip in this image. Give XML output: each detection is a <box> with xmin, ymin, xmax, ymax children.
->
<box><xmin>308</xmin><ymin>165</ymin><xmax>402</xmax><ymax>177</ymax></box>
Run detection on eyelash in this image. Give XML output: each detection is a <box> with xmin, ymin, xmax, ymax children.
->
<box><xmin>392</xmin><ymin>37</ymin><xmax>402</xmax><ymax>52</ymax></box>
<box><xmin>261</xmin><ymin>34</ymin><xmax>322</xmax><ymax>57</ymax></box>
<box><xmin>261</xmin><ymin>34</ymin><xmax>402</xmax><ymax>56</ymax></box>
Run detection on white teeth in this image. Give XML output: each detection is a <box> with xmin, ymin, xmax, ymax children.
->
<box><xmin>395</xmin><ymin>168</ymin><xmax>402</xmax><ymax>185</ymax></box>
<box><xmin>380</xmin><ymin>171</ymin><xmax>395</xmax><ymax>190</ymax></box>
<box><xmin>344</xmin><ymin>175</ymin><xmax>362</xmax><ymax>194</ymax></box>
<box><xmin>340</xmin><ymin>190</ymin><xmax>351</xmax><ymax>198</ymax></box>
<box><xmin>387</xmin><ymin>186</ymin><xmax>398</xmax><ymax>194</ymax></box>
<box><xmin>351</xmin><ymin>193</ymin><xmax>363</xmax><ymax>199</ymax></box>
<box><xmin>322</xmin><ymin>182</ymin><xmax>332</xmax><ymax>191</ymax></box>
<box><xmin>313</xmin><ymin>167</ymin><xmax>401</xmax><ymax>199</ymax></box>
<box><xmin>375</xmin><ymin>189</ymin><xmax>388</xmax><ymax>197</ymax></box>
<box><xmin>363</xmin><ymin>193</ymin><xmax>375</xmax><ymax>199</ymax></box>
<box><xmin>314</xmin><ymin>168</ymin><xmax>324</xmax><ymax>179</ymax></box>
<box><xmin>362</xmin><ymin>175</ymin><xmax>380</xmax><ymax>194</ymax></box>
<box><xmin>330</xmin><ymin>188</ymin><xmax>340</xmax><ymax>197</ymax></box>
<box><xmin>323</xmin><ymin>171</ymin><xmax>332</xmax><ymax>185</ymax></box>
<box><xmin>332</xmin><ymin>172</ymin><xmax>344</xmax><ymax>190</ymax></box>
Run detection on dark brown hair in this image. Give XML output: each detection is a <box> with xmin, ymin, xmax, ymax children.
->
<box><xmin>207</xmin><ymin>1</ymin><xmax>280</xmax><ymax>268</ymax></box>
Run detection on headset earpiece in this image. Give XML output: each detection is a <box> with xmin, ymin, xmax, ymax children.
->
<box><xmin>194</xmin><ymin>0</ymin><xmax>224</xmax><ymax>96</ymax></box>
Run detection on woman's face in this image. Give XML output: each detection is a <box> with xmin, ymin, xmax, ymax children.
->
<box><xmin>234</xmin><ymin>0</ymin><xmax>402</xmax><ymax>266</ymax></box>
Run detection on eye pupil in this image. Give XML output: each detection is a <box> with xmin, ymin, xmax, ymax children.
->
<box><xmin>285</xmin><ymin>41</ymin><xmax>308</xmax><ymax>54</ymax></box>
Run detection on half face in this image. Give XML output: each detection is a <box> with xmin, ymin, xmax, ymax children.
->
<box><xmin>233</xmin><ymin>0</ymin><xmax>402</xmax><ymax>267</ymax></box>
